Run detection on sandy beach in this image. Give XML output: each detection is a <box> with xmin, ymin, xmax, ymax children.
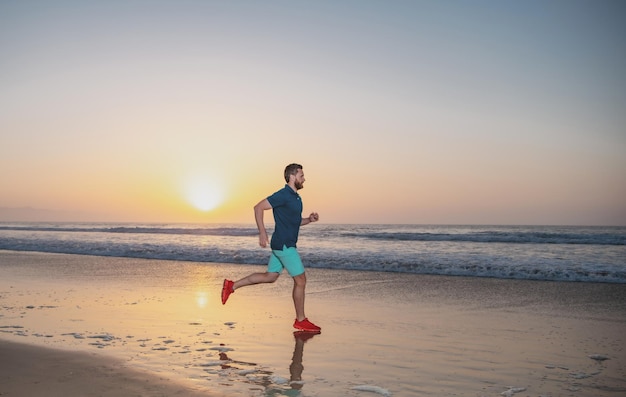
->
<box><xmin>0</xmin><ymin>339</ymin><xmax>214</xmax><ymax>397</ymax></box>
<box><xmin>1</xmin><ymin>250</ymin><xmax>625</xmax><ymax>396</ymax></box>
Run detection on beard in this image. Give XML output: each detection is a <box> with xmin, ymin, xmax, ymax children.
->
<box><xmin>294</xmin><ymin>181</ymin><xmax>304</xmax><ymax>190</ymax></box>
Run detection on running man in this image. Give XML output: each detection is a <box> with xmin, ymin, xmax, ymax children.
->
<box><xmin>221</xmin><ymin>163</ymin><xmax>321</xmax><ymax>332</ymax></box>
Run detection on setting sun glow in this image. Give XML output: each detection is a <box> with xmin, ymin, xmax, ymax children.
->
<box><xmin>185</xmin><ymin>176</ymin><xmax>224</xmax><ymax>212</ymax></box>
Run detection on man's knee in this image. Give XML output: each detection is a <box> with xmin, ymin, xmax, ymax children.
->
<box><xmin>293</xmin><ymin>273</ymin><xmax>306</xmax><ymax>286</ymax></box>
<box><xmin>266</xmin><ymin>272</ymin><xmax>280</xmax><ymax>283</ymax></box>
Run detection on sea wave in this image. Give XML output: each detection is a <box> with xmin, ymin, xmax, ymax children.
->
<box><xmin>1</xmin><ymin>223</ymin><xmax>624</xmax><ymax>284</ymax></box>
<box><xmin>1</xmin><ymin>225</ymin><xmax>623</xmax><ymax>245</ymax></box>
<box><xmin>341</xmin><ymin>231</ymin><xmax>626</xmax><ymax>245</ymax></box>
<box><xmin>1</xmin><ymin>237</ymin><xmax>625</xmax><ymax>284</ymax></box>
<box><xmin>0</xmin><ymin>225</ymin><xmax>259</xmax><ymax>237</ymax></box>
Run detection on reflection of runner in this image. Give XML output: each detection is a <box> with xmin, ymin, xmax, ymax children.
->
<box><xmin>290</xmin><ymin>331</ymin><xmax>318</xmax><ymax>390</ymax></box>
<box><xmin>219</xmin><ymin>331</ymin><xmax>319</xmax><ymax>396</ymax></box>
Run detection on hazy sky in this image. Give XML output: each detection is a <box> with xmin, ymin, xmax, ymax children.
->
<box><xmin>1</xmin><ymin>0</ymin><xmax>625</xmax><ymax>225</ymax></box>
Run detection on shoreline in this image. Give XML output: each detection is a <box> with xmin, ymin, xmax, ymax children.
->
<box><xmin>2</xmin><ymin>250</ymin><xmax>626</xmax><ymax>396</ymax></box>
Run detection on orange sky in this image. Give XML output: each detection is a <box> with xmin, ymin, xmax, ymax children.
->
<box><xmin>1</xmin><ymin>1</ymin><xmax>625</xmax><ymax>225</ymax></box>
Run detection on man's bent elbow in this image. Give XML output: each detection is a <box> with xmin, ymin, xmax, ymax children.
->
<box><xmin>254</xmin><ymin>199</ymin><xmax>272</xmax><ymax>212</ymax></box>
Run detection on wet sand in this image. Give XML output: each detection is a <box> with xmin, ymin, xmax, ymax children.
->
<box><xmin>0</xmin><ymin>339</ymin><xmax>216</xmax><ymax>397</ymax></box>
<box><xmin>1</xmin><ymin>250</ymin><xmax>625</xmax><ymax>396</ymax></box>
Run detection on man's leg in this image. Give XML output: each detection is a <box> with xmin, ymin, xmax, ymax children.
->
<box><xmin>273</xmin><ymin>247</ymin><xmax>306</xmax><ymax>321</ymax></box>
<box><xmin>234</xmin><ymin>272</ymin><xmax>279</xmax><ymax>290</ymax></box>
<box><xmin>293</xmin><ymin>273</ymin><xmax>306</xmax><ymax>321</ymax></box>
<box><xmin>222</xmin><ymin>259</ymin><xmax>280</xmax><ymax>304</ymax></box>
<box><xmin>292</xmin><ymin>272</ymin><xmax>321</xmax><ymax>332</ymax></box>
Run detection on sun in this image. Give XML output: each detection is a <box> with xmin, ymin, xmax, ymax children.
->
<box><xmin>185</xmin><ymin>175</ymin><xmax>225</xmax><ymax>212</ymax></box>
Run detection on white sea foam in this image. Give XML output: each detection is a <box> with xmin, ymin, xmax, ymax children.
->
<box><xmin>290</xmin><ymin>380</ymin><xmax>305</xmax><ymax>386</ymax></box>
<box><xmin>199</xmin><ymin>361</ymin><xmax>226</xmax><ymax>367</ymax></box>
<box><xmin>570</xmin><ymin>371</ymin><xmax>600</xmax><ymax>379</ymax></box>
<box><xmin>269</xmin><ymin>375</ymin><xmax>289</xmax><ymax>384</ymax></box>
<box><xmin>351</xmin><ymin>385</ymin><xmax>392</xmax><ymax>396</ymax></box>
<box><xmin>501</xmin><ymin>387</ymin><xmax>526</xmax><ymax>396</ymax></box>
<box><xmin>88</xmin><ymin>334</ymin><xmax>115</xmax><ymax>341</ymax></box>
<box><xmin>210</xmin><ymin>346</ymin><xmax>234</xmax><ymax>352</ymax></box>
<box><xmin>62</xmin><ymin>332</ymin><xmax>85</xmax><ymax>339</ymax></box>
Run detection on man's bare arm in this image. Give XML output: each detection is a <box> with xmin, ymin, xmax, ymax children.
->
<box><xmin>254</xmin><ymin>199</ymin><xmax>272</xmax><ymax>247</ymax></box>
<box><xmin>301</xmin><ymin>212</ymin><xmax>319</xmax><ymax>226</ymax></box>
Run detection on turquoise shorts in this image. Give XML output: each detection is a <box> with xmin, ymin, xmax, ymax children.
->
<box><xmin>267</xmin><ymin>245</ymin><xmax>305</xmax><ymax>277</ymax></box>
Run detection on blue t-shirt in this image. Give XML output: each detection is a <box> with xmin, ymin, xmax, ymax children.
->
<box><xmin>267</xmin><ymin>185</ymin><xmax>303</xmax><ymax>250</ymax></box>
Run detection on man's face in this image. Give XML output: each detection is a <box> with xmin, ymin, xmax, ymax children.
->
<box><xmin>293</xmin><ymin>169</ymin><xmax>305</xmax><ymax>190</ymax></box>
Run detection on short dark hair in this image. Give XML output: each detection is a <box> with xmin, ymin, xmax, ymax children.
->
<box><xmin>284</xmin><ymin>163</ymin><xmax>302</xmax><ymax>182</ymax></box>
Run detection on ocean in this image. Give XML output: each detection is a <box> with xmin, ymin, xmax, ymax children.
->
<box><xmin>0</xmin><ymin>222</ymin><xmax>624</xmax><ymax>283</ymax></box>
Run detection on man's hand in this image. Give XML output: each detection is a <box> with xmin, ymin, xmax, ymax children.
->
<box><xmin>308</xmin><ymin>212</ymin><xmax>319</xmax><ymax>223</ymax></box>
<box><xmin>259</xmin><ymin>230</ymin><xmax>269</xmax><ymax>248</ymax></box>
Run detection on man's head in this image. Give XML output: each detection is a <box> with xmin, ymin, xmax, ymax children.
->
<box><xmin>284</xmin><ymin>163</ymin><xmax>305</xmax><ymax>190</ymax></box>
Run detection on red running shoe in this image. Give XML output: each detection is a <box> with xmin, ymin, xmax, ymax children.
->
<box><xmin>221</xmin><ymin>279</ymin><xmax>234</xmax><ymax>304</ymax></box>
<box><xmin>293</xmin><ymin>318</ymin><xmax>321</xmax><ymax>332</ymax></box>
